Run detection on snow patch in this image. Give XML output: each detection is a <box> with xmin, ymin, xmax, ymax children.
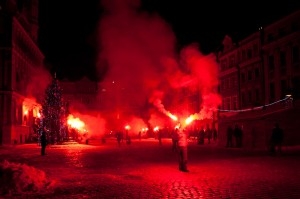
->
<box><xmin>0</xmin><ymin>160</ymin><xmax>53</xmax><ymax>195</ymax></box>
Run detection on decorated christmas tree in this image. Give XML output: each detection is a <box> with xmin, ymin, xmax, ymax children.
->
<box><xmin>41</xmin><ymin>75</ymin><xmax>66</xmax><ymax>144</ymax></box>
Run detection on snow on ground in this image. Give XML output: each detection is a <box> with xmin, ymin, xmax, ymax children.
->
<box><xmin>0</xmin><ymin>159</ymin><xmax>54</xmax><ymax>195</ymax></box>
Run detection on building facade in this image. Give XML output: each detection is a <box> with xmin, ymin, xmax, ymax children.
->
<box><xmin>262</xmin><ymin>11</ymin><xmax>300</xmax><ymax>102</ymax></box>
<box><xmin>218</xmin><ymin>9</ymin><xmax>300</xmax><ymax>111</ymax></box>
<box><xmin>0</xmin><ymin>0</ymin><xmax>43</xmax><ymax>145</ymax></box>
<box><xmin>217</xmin><ymin>9</ymin><xmax>300</xmax><ymax>148</ymax></box>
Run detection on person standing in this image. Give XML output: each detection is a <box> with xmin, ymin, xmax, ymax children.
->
<box><xmin>40</xmin><ymin>129</ymin><xmax>47</xmax><ymax>156</ymax></box>
<box><xmin>116</xmin><ymin>131</ymin><xmax>122</xmax><ymax>147</ymax></box>
<box><xmin>212</xmin><ymin>126</ymin><xmax>218</xmax><ymax>141</ymax></box>
<box><xmin>234</xmin><ymin>124</ymin><xmax>243</xmax><ymax>148</ymax></box>
<box><xmin>226</xmin><ymin>125</ymin><xmax>233</xmax><ymax>148</ymax></box>
<box><xmin>171</xmin><ymin>129</ymin><xmax>179</xmax><ymax>152</ymax></box>
<box><xmin>270</xmin><ymin>123</ymin><xmax>284</xmax><ymax>155</ymax></box>
<box><xmin>198</xmin><ymin>126</ymin><xmax>205</xmax><ymax>145</ymax></box>
<box><xmin>177</xmin><ymin>124</ymin><xmax>189</xmax><ymax>172</ymax></box>
<box><xmin>158</xmin><ymin>130</ymin><xmax>162</xmax><ymax>146</ymax></box>
<box><xmin>206</xmin><ymin>124</ymin><xmax>212</xmax><ymax>144</ymax></box>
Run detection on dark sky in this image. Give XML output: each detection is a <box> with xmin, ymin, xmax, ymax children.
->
<box><xmin>38</xmin><ymin>0</ymin><xmax>300</xmax><ymax>81</ymax></box>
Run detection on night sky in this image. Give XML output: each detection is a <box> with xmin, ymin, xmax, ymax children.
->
<box><xmin>38</xmin><ymin>0</ymin><xmax>300</xmax><ymax>81</ymax></box>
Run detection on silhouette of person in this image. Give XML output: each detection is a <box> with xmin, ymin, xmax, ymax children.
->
<box><xmin>172</xmin><ymin>129</ymin><xmax>179</xmax><ymax>152</ymax></box>
<box><xmin>234</xmin><ymin>124</ymin><xmax>243</xmax><ymax>148</ymax></box>
<box><xmin>270</xmin><ymin>123</ymin><xmax>284</xmax><ymax>155</ymax></box>
<box><xmin>212</xmin><ymin>126</ymin><xmax>218</xmax><ymax>141</ymax></box>
<box><xmin>40</xmin><ymin>129</ymin><xmax>47</xmax><ymax>156</ymax></box>
<box><xmin>116</xmin><ymin>131</ymin><xmax>122</xmax><ymax>147</ymax></box>
<box><xmin>158</xmin><ymin>130</ymin><xmax>162</xmax><ymax>146</ymax></box>
<box><xmin>251</xmin><ymin>127</ymin><xmax>257</xmax><ymax>149</ymax></box>
<box><xmin>126</xmin><ymin>135</ymin><xmax>131</xmax><ymax>145</ymax></box>
<box><xmin>206</xmin><ymin>124</ymin><xmax>212</xmax><ymax>144</ymax></box>
<box><xmin>177</xmin><ymin>124</ymin><xmax>189</xmax><ymax>172</ymax></box>
<box><xmin>226</xmin><ymin>125</ymin><xmax>233</xmax><ymax>148</ymax></box>
<box><xmin>198</xmin><ymin>127</ymin><xmax>205</xmax><ymax>145</ymax></box>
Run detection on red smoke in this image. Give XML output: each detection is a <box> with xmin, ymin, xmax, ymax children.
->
<box><xmin>180</xmin><ymin>43</ymin><xmax>222</xmax><ymax>110</ymax></box>
<box><xmin>26</xmin><ymin>66</ymin><xmax>52</xmax><ymax>102</ymax></box>
<box><xmin>96</xmin><ymin>0</ymin><xmax>221</xmax><ymax>131</ymax></box>
<box><xmin>68</xmin><ymin>111</ymin><xmax>106</xmax><ymax>138</ymax></box>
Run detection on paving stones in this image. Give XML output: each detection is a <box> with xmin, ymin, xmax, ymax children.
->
<box><xmin>1</xmin><ymin>140</ymin><xmax>300</xmax><ymax>198</ymax></box>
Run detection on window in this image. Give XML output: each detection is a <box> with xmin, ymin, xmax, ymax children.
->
<box><xmin>280</xmin><ymin>51</ymin><xmax>286</xmax><ymax>67</ymax></box>
<box><xmin>292</xmin><ymin>76</ymin><xmax>300</xmax><ymax>99</ymax></box>
<box><xmin>248</xmin><ymin>91</ymin><xmax>252</xmax><ymax>103</ymax></box>
<box><xmin>224</xmin><ymin>98</ymin><xmax>230</xmax><ymax>110</ymax></box>
<box><xmin>241</xmin><ymin>73</ymin><xmax>245</xmax><ymax>83</ymax></box>
<box><xmin>221</xmin><ymin>80</ymin><xmax>224</xmax><ymax>91</ymax></box>
<box><xmin>255</xmin><ymin>68</ymin><xmax>260</xmax><ymax>78</ymax></box>
<box><xmin>233</xmin><ymin>76</ymin><xmax>237</xmax><ymax>87</ymax></box>
<box><xmin>255</xmin><ymin>88</ymin><xmax>260</xmax><ymax>101</ymax></box>
<box><xmin>281</xmin><ymin>79</ymin><xmax>287</xmax><ymax>98</ymax></box>
<box><xmin>248</xmin><ymin>70</ymin><xmax>252</xmax><ymax>81</ymax></box>
<box><xmin>221</xmin><ymin>59</ymin><xmax>227</xmax><ymax>70</ymax></box>
<box><xmin>253</xmin><ymin>44</ymin><xmax>258</xmax><ymax>56</ymax></box>
<box><xmin>291</xmin><ymin>22</ymin><xmax>299</xmax><ymax>31</ymax></box>
<box><xmin>229</xmin><ymin>55</ymin><xmax>235</xmax><ymax>67</ymax></box>
<box><xmin>247</xmin><ymin>49</ymin><xmax>252</xmax><ymax>59</ymax></box>
<box><xmin>229</xmin><ymin>77</ymin><xmax>233</xmax><ymax>88</ymax></box>
<box><xmin>242</xmin><ymin>50</ymin><xmax>246</xmax><ymax>60</ymax></box>
<box><xmin>269</xmin><ymin>83</ymin><xmax>275</xmax><ymax>102</ymax></box>
<box><xmin>232</xmin><ymin>96</ymin><xmax>237</xmax><ymax>110</ymax></box>
<box><xmin>292</xmin><ymin>46</ymin><xmax>299</xmax><ymax>63</ymax></box>
<box><xmin>278</xmin><ymin>28</ymin><xmax>285</xmax><ymax>37</ymax></box>
<box><xmin>224</xmin><ymin>79</ymin><xmax>228</xmax><ymax>89</ymax></box>
<box><xmin>268</xmin><ymin>55</ymin><xmax>275</xmax><ymax>71</ymax></box>
<box><xmin>280</xmin><ymin>51</ymin><xmax>287</xmax><ymax>74</ymax></box>
<box><xmin>267</xmin><ymin>33</ymin><xmax>274</xmax><ymax>42</ymax></box>
<box><xmin>241</xmin><ymin>92</ymin><xmax>245</xmax><ymax>107</ymax></box>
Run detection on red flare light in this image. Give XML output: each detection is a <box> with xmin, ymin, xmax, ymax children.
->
<box><xmin>67</xmin><ymin>114</ymin><xmax>85</xmax><ymax>131</ymax></box>
<box><xmin>141</xmin><ymin>127</ymin><xmax>148</xmax><ymax>132</ymax></box>
<box><xmin>185</xmin><ymin>115</ymin><xmax>196</xmax><ymax>125</ymax></box>
<box><xmin>167</xmin><ymin>112</ymin><xmax>178</xmax><ymax>121</ymax></box>
<box><xmin>125</xmin><ymin>125</ymin><xmax>130</xmax><ymax>130</ymax></box>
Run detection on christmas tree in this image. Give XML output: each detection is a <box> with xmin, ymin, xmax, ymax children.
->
<box><xmin>41</xmin><ymin>76</ymin><xmax>66</xmax><ymax>144</ymax></box>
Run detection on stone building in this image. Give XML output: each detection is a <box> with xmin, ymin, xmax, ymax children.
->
<box><xmin>0</xmin><ymin>0</ymin><xmax>44</xmax><ymax>145</ymax></box>
<box><xmin>217</xmin><ymin>9</ymin><xmax>300</xmax><ymax>148</ymax></box>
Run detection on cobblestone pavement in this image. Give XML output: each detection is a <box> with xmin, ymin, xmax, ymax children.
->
<box><xmin>1</xmin><ymin>138</ymin><xmax>300</xmax><ymax>199</ymax></box>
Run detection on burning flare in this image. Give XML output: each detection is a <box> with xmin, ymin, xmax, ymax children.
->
<box><xmin>167</xmin><ymin>112</ymin><xmax>178</xmax><ymax>121</ymax></box>
<box><xmin>67</xmin><ymin>114</ymin><xmax>86</xmax><ymax>131</ymax></box>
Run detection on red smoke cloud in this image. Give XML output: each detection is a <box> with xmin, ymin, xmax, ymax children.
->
<box><xmin>68</xmin><ymin>111</ymin><xmax>106</xmax><ymax>138</ymax></box>
<box><xmin>180</xmin><ymin>43</ymin><xmax>222</xmax><ymax>110</ymax></box>
<box><xmin>26</xmin><ymin>66</ymin><xmax>52</xmax><ymax>102</ymax></box>
<box><xmin>96</xmin><ymin>0</ymin><xmax>221</xmax><ymax>130</ymax></box>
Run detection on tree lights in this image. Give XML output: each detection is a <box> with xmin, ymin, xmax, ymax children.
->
<box><xmin>40</xmin><ymin>77</ymin><xmax>66</xmax><ymax>144</ymax></box>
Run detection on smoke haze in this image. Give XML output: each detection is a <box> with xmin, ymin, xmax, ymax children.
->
<box><xmin>95</xmin><ymin>0</ymin><xmax>221</xmax><ymax>131</ymax></box>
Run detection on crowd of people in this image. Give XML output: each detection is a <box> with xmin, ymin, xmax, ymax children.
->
<box><xmin>225</xmin><ymin>122</ymin><xmax>284</xmax><ymax>155</ymax></box>
<box><xmin>226</xmin><ymin>124</ymin><xmax>243</xmax><ymax>148</ymax></box>
<box><xmin>196</xmin><ymin>125</ymin><xmax>218</xmax><ymax>145</ymax></box>
<box><xmin>38</xmin><ymin>121</ymin><xmax>284</xmax><ymax>174</ymax></box>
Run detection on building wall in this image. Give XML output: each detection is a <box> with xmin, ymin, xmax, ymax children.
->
<box><xmin>218</xmin><ymin>10</ymin><xmax>300</xmax><ymax>110</ymax></box>
<box><xmin>262</xmin><ymin>10</ymin><xmax>300</xmax><ymax>103</ymax></box>
<box><xmin>217</xmin><ymin>9</ymin><xmax>300</xmax><ymax>148</ymax></box>
<box><xmin>218</xmin><ymin>35</ymin><xmax>240</xmax><ymax>110</ymax></box>
<box><xmin>218</xmin><ymin>100</ymin><xmax>298</xmax><ymax>149</ymax></box>
<box><xmin>0</xmin><ymin>0</ymin><xmax>44</xmax><ymax>145</ymax></box>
